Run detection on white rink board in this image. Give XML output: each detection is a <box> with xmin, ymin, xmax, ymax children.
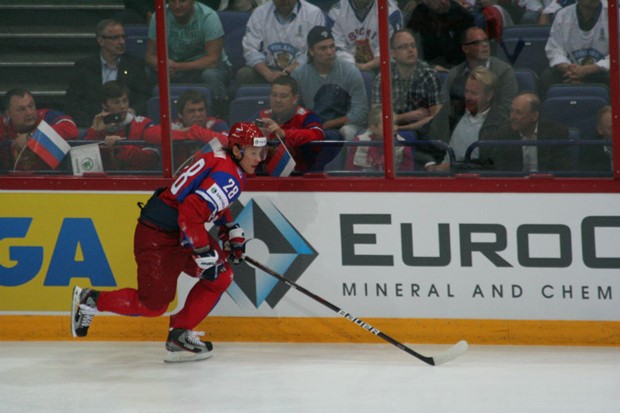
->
<box><xmin>196</xmin><ymin>192</ymin><xmax>620</xmax><ymax>321</ymax></box>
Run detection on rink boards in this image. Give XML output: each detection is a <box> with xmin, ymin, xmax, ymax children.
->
<box><xmin>1</xmin><ymin>190</ymin><xmax>619</xmax><ymax>345</ymax></box>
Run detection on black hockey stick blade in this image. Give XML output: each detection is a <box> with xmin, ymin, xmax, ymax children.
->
<box><xmin>244</xmin><ymin>256</ymin><xmax>468</xmax><ymax>366</ymax></box>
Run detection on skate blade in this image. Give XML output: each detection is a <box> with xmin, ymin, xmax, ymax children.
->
<box><xmin>70</xmin><ymin>286</ymin><xmax>83</xmax><ymax>338</ymax></box>
<box><xmin>163</xmin><ymin>350</ymin><xmax>214</xmax><ymax>363</ymax></box>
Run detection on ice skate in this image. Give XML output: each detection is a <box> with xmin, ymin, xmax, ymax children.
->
<box><xmin>71</xmin><ymin>286</ymin><xmax>100</xmax><ymax>338</ymax></box>
<box><xmin>164</xmin><ymin>329</ymin><xmax>214</xmax><ymax>363</ymax></box>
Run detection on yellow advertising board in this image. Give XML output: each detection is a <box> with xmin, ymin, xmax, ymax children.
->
<box><xmin>0</xmin><ymin>192</ymin><xmax>151</xmax><ymax>311</ymax></box>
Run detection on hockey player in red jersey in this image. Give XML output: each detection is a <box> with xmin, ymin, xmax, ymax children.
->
<box><xmin>71</xmin><ymin>122</ymin><xmax>268</xmax><ymax>363</ymax></box>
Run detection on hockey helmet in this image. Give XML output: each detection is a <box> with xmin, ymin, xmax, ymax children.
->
<box><xmin>228</xmin><ymin>122</ymin><xmax>268</xmax><ymax>149</ymax></box>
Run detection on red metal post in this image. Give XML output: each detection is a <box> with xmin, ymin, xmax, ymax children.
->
<box><xmin>377</xmin><ymin>0</ymin><xmax>395</xmax><ymax>179</ymax></box>
<box><xmin>607</xmin><ymin>0</ymin><xmax>619</xmax><ymax>179</ymax></box>
<box><xmin>154</xmin><ymin>0</ymin><xmax>172</xmax><ymax>178</ymax></box>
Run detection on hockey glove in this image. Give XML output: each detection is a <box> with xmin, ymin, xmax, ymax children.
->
<box><xmin>219</xmin><ymin>223</ymin><xmax>246</xmax><ymax>264</ymax></box>
<box><xmin>193</xmin><ymin>246</ymin><xmax>221</xmax><ymax>281</ymax></box>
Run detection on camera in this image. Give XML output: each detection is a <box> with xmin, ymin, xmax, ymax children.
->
<box><xmin>103</xmin><ymin>113</ymin><xmax>123</xmax><ymax>124</ymax></box>
<box><xmin>254</xmin><ymin>119</ymin><xmax>266</xmax><ymax>127</ymax></box>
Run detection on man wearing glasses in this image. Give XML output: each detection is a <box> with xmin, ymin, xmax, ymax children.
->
<box><xmin>371</xmin><ymin>29</ymin><xmax>442</xmax><ymax>133</ymax></box>
<box><xmin>66</xmin><ymin>19</ymin><xmax>149</xmax><ymax>127</ymax></box>
<box><xmin>441</xmin><ymin>26</ymin><xmax>517</xmax><ymax>121</ymax></box>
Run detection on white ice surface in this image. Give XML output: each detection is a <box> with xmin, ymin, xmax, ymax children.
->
<box><xmin>0</xmin><ymin>342</ymin><xmax>618</xmax><ymax>413</ymax></box>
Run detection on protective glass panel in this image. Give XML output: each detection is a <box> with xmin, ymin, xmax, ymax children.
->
<box><xmin>0</xmin><ymin>0</ymin><xmax>615</xmax><ymax>180</ymax></box>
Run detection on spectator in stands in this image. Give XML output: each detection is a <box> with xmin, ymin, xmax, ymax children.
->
<box><xmin>144</xmin><ymin>88</ymin><xmax>228</xmax><ymax>143</ymax></box>
<box><xmin>117</xmin><ymin>0</ymin><xmax>154</xmax><ymax>24</ymax></box>
<box><xmin>539</xmin><ymin>0</ymin><xmax>575</xmax><ymax>24</ymax></box>
<box><xmin>119</xmin><ymin>0</ymin><xmax>242</xmax><ymax>24</ymax></box>
<box><xmin>143</xmin><ymin>88</ymin><xmax>229</xmax><ymax>169</ymax></box>
<box><xmin>291</xmin><ymin>26</ymin><xmax>368</xmax><ymax>140</ymax></box>
<box><xmin>223</xmin><ymin>0</ymin><xmax>269</xmax><ymax>11</ymax></box>
<box><xmin>406</xmin><ymin>0</ymin><xmax>476</xmax><ymax>72</ymax></box>
<box><xmin>257</xmin><ymin>75</ymin><xmax>324</xmax><ymax>172</ymax></box>
<box><xmin>0</xmin><ymin>88</ymin><xmax>78</xmax><ymax>172</ymax></box>
<box><xmin>66</xmin><ymin>19</ymin><xmax>149</xmax><ymax>128</ymax></box>
<box><xmin>371</xmin><ymin>29</ymin><xmax>442</xmax><ymax>133</ymax></box>
<box><xmin>238</xmin><ymin>0</ymin><xmax>325</xmax><ymax>86</ymax></box>
<box><xmin>481</xmin><ymin>92</ymin><xmax>572</xmax><ymax>172</ymax></box>
<box><xmin>542</xmin><ymin>0</ymin><xmax>609</xmax><ymax>92</ymax></box>
<box><xmin>475</xmin><ymin>0</ymin><xmax>513</xmax><ymax>42</ymax></box>
<box><xmin>327</xmin><ymin>0</ymin><xmax>403</xmax><ymax>74</ymax></box>
<box><xmin>442</xmin><ymin>27</ymin><xmax>517</xmax><ymax>121</ymax></box>
<box><xmin>172</xmin><ymin>89</ymin><xmax>228</xmax><ymax>133</ymax></box>
<box><xmin>426</xmin><ymin>66</ymin><xmax>507</xmax><ymax>171</ymax></box>
<box><xmin>146</xmin><ymin>0</ymin><xmax>231</xmax><ymax>117</ymax></box>
<box><xmin>346</xmin><ymin>105</ymin><xmax>414</xmax><ymax>172</ymax></box>
<box><xmin>579</xmin><ymin>104</ymin><xmax>613</xmax><ymax>173</ymax></box>
<box><xmin>84</xmin><ymin>81</ymin><xmax>159</xmax><ymax>171</ymax></box>
<box><xmin>516</xmin><ymin>0</ymin><xmax>545</xmax><ymax>24</ymax></box>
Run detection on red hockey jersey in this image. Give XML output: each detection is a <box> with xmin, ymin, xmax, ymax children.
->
<box><xmin>159</xmin><ymin>149</ymin><xmax>245</xmax><ymax>249</ymax></box>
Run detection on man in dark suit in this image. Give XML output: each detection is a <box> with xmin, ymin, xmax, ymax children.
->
<box><xmin>66</xmin><ymin>19</ymin><xmax>149</xmax><ymax>127</ymax></box>
<box><xmin>481</xmin><ymin>92</ymin><xmax>572</xmax><ymax>173</ymax></box>
<box><xmin>579</xmin><ymin>105</ymin><xmax>613</xmax><ymax>173</ymax></box>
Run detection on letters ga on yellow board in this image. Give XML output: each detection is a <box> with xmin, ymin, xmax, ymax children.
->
<box><xmin>0</xmin><ymin>192</ymin><xmax>158</xmax><ymax>312</ymax></box>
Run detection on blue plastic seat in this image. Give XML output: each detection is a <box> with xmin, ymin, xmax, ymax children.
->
<box><xmin>541</xmin><ymin>95</ymin><xmax>607</xmax><ymax>138</ymax></box>
<box><xmin>235</xmin><ymin>84</ymin><xmax>272</xmax><ymax>99</ymax></box>
<box><xmin>546</xmin><ymin>84</ymin><xmax>610</xmax><ymax>103</ymax></box>
<box><xmin>125</xmin><ymin>35</ymin><xmax>148</xmax><ymax>59</ymax></box>
<box><xmin>150</xmin><ymin>85</ymin><xmax>213</xmax><ymax>118</ymax></box>
<box><xmin>514</xmin><ymin>68</ymin><xmax>538</xmax><ymax>93</ymax></box>
<box><xmin>124</xmin><ymin>24</ymin><xmax>148</xmax><ymax>37</ymax></box>
<box><xmin>499</xmin><ymin>25</ymin><xmax>551</xmax><ymax>75</ymax></box>
<box><xmin>228</xmin><ymin>96</ymin><xmax>270</xmax><ymax>124</ymax></box>
<box><xmin>217</xmin><ymin>11</ymin><xmax>251</xmax><ymax>77</ymax></box>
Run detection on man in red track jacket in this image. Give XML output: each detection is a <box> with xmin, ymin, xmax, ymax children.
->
<box><xmin>0</xmin><ymin>88</ymin><xmax>78</xmax><ymax>172</ymax></box>
<box><xmin>257</xmin><ymin>76</ymin><xmax>324</xmax><ymax>172</ymax></box>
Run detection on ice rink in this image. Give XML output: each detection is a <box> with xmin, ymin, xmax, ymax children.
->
<box><xmin>0</xmin><ymin>341</ymin><xmax>618</xmax><ymax>413</ymax></box>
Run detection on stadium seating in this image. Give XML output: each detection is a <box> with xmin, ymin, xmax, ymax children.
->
<box><xmin>217</xmin><ymin>11</ymin><xmax>251</xmax><ymax>78</ymax></box>
<box><xmin>541</xmin><ymin>95</ymin><xmax>607</xmax><ymax>139</ymax></box>
<box><xmin>147</xmin><ymin>86</ymin><xmax>214</xmax><ymax>121</ymax></box>
<box><xmin>546</xmin><ymin>84</ymin><xmax>610</xmax><ymax>103</ymax></box>
<box><xmin>514</xmin><ymin>68</ymin><xmax>538</xmax><ymax>93</ymax></box>
<box><xmin>124</xmin><ymin>24</ymin><xmax>148</xmax><ymax>37</ymax></box>
<box><xmin>123</xmin><ymin>24</ymin><xmax>149</xmax><ymax>59</ymax></box>
<box><xmin>228</xmin><ymin>96</ymin><xmax>270</xmax><ymax>124</ymax></box>
<box><xmin>125</xmin><ymin>35</ymin><xmax>148</xmax><ymax>59</ymax></box>
<box><xmin>499</xmin><ymin>25</ymin><xmax>551</xmax><ymax>75</ymax></box>
<box><xmin>235</xmin><ymin>84</ymin><xmax>272</xmax><ymax>99</ymax></box>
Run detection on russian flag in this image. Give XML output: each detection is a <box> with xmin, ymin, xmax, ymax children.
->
<box><xmin>266</xmin><ymin>143</ymin><xmax>296</xmax><ymax>177</ymax></box>
<box><xmin>198</xmin><ymin>137</ymin><xmax>223</xmax><ymax>154</ymax></box>
<box><xmin>26</xmin><ymin>121</ymin><xmax>70</xmax><ymax>169</ymax></box>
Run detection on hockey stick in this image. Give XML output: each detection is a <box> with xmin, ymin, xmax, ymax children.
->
<box><xmin>244</xmin><ymin>256</ymin><xmax>468</xmax><ymax>366</ymax></box>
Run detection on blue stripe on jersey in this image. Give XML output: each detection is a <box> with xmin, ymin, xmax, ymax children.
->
<box><xmin>210</xmin><ymin>171</ymin><xmax>242</xmax><ymax>202</ymax></box>
<box><xmin>174</xmin><ymin>167</ymin><xmax>212</xmax><ymax>203</ymax></box>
